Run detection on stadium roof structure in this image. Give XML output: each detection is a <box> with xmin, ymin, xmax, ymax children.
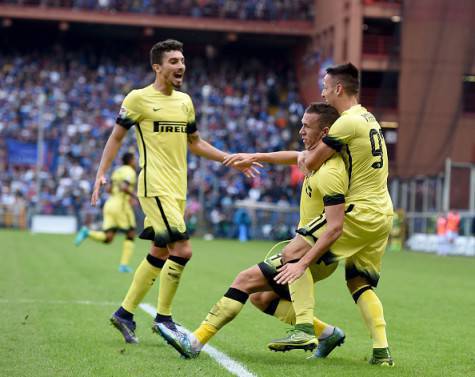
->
<box><xmin>0</xmin><ymin>4</ymin><xmax>314</xmax><ymax>37</ymax></box>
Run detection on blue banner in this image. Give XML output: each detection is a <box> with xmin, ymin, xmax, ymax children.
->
<box><xmin>6</xmin><ymin>138</ymin><xmax>58</xmax><ymax>171</ymax></box>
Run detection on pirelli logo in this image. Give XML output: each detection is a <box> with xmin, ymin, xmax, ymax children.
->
<box><xmin>153</xmin><ymin>121</ymin><xmax>187</xmax><ymax>133</ymax></box>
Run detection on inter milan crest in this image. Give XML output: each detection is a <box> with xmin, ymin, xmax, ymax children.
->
<box><xmin>119</xmin><ymin>107</ymin><xmax>128</xmax><ymax>119</ymax></box>
<box><xmin>181</xmin><ymin>102</ymin><xmax>189</xmax><ymax>115</ymax></box>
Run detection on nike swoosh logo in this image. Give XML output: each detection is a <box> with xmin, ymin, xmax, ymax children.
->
<box><xmin>153</xmin><ymin>107</ymin><xmax>161</xmax><ymax>111</ymax></box>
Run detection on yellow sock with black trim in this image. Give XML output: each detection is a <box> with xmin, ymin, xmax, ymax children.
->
<box><xmin>193</xmin><ymin>323</ymin><xmax>218</xmax><ymax>345</ymax></box>
<box><xmin>313</xmin><ymin>318</ymin><xmax>333</xmax><ymax>338</ymax></box>
<box><xmin>264</xmin><ymin>298</ymin><xmax>331</xmax><ymax>338</ymax></box>
<box><xmin>272</xmin><ymin>299</ymin><xmax>295</xmax><ymax>325</ymax></box>
<box><xmin>289</xmin><ymin>268</ymin><xmax>315</xmax><ymax>331</ymax></box>
<box><xmin>122</xmin><ymin>254</ymin><xmax>164</xmax><ymax>313</ymax></box>
<box><xmin>157</xmin><ymin>256</ymin><xmax>189</xmax><ymax>316</ymax></box>
<box><xmin>193</xmin><ymin>287</ymin><xmax>249</xmax><ymax>345</ymax></box>
<box><xmin>356</xmin><ymin>288</ymin><xmax>388</xmax><ymax>349</ymax></box>
<box><xmin>88</xmin><ymin>230</ymin><xmax>107</xmax><ymax>242</ymax></box>
<box><xmin>120</xmin><ymin>239</ymin><xmax>134</xmax><ymax>266</ymax></box>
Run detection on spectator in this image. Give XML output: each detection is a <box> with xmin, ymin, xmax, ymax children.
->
<box><xmin>436</xmin><ymin>214</ymin><xmax>448</xmax><ymax>256</ymax></box>
<box><xmin>0</xmin><ymin>46</ymin><xmax>305</xmax><ymax>236</ymax></box>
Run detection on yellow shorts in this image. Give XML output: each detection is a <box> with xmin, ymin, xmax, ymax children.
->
<box><xmin>102</xmin><ymin>198</ymin><xmax>136</xmax><ymax>232</ymax></box>
<box><xmin>297</xmin><ymin>205</ymin><xmax>392</xmax><ymax>287</ymax></box>
<box><xmin>257</xmin><ymin>253</ymin><xmax>338</xmax><ymax>301</ymax></box>
<box><xmin>138</xmin><ymin>196</ymin><xmax>189</xmax><ymax>247</ymax></box>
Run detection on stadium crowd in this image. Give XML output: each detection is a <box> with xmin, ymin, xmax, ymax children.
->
<box><xmin>0</xmin><ymin>0</ymin><xmax>314</xmax><ymax>21</ymax></box>
<box><xmin>0</xmin><ymin>47</ymin><xmax>304</xmax><ymax>237</ymax></box>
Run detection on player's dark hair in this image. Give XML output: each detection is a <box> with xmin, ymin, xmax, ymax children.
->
<box><xmin>150</xmin><ymin>39</ymin><xmax>183</xmax><ymax>66</ymax></box>
<box><xmin>122</xmin><ymin>152</ymin><xmax>134</xmax><ymax>165</ymax></box>
<box><xmin>305</xmin><ymin>102</ymin><xmax>340</xmax><ymax>129</ymax></box>
<box><xmin>326</xmin><ymin>62</ymin><xmax>359</xmax><ymax>95</ymax></box>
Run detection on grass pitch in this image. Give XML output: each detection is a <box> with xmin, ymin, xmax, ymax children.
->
<box><xmin>1</xmin><ymin>230</ymin><xmax>474</xmax><ymax>377</ymax></box>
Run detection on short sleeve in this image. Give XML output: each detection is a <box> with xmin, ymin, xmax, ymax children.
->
<box><xmin>116</xmin><ymin>90</ymin><xmax>142</xmax><ymax>130</ymax></box>
<box><xmin>319</xmin><ymin>160</ymin><xmax>348</xmax><ymax>206</ymax></box>
<box><xmin>186</xmin><ymin>96</ymin><xmax>197</xmax><ymax>134</ymax></box>
<box><xmin>322</xmin><ymin>116</ymin><xmax>356</xmax><ymax>152</ymax></box>
<box><xmin>120</xmin><ymin>167</ymin><xmax>136</xmax><ymax>186</ymax></box>
<box><xmin>127</xmin><ymin>170</ymin><xmax>137</xmax><ymax>186</ymax></box>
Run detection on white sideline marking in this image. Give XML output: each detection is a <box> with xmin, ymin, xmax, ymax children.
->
<box><xmin>139</xmin><ymin>303</ymin><xmax>258</xmax><ymax>377</ymax></box>
<box><xmin>0</xmin><ymin>298</ymin><xmax>118</xmax><ymax>306</ymax></box>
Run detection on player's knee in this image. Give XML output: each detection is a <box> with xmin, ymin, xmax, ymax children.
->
<box><xmin>150</xmin><ymin>245</ymin><xmax>169</xmax><ymax>259</ymax></box>
<box><xmin>169</xmin><ymin>240</ymin><xmax>192</xmax><ymax>259</ymax></box>
<box><xmin>346</xmin><ymin>275</ymin><xmax>368</xmax><ymax>292</ymax></box>
<box><xmin>281</xmin><ymin>242</ymin><xmax>307</xmax><ymax>263</ymax></box>
<box><xmin>346</xmin><ymin>276</ymin><xmax>372</xmax><ymax>303</ymax></box>
<box><xmin>104</xmin><ymin>235</ymin><xmax>114</xmax><ymax>243</ymax></box>
<box><xmin>176</xmin><ymin>245</ymin><xmax>192</xmax><ymax>259</ymax></box>
<box><xmin>232</xmin><ymin>268</ymin><xmax>259</xmax><ymax>293</ymax></box>
<box><xmin>103</xmin><ymin>230</ymin><xmax>115</xmax><ymax>243</ymax></box>
<box><xmin>249</xmin><ymin>292</ymin><xmax>267</xmax><ymax>310</ymax></box>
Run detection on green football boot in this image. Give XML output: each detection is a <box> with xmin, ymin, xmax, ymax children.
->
<box><xmin>308</xmin><ymin>327</ymin><xmax>345</xmax><ymax>359</ymax></box>
<box><xmin>268</xmin><ymin>327</ymin><xmax>318</xmax><ymax>352</ymax></box>
<box><xmin>369</xmin><ymin>347</ymin><xmax>395</xmax><ymax>367</ymax></box>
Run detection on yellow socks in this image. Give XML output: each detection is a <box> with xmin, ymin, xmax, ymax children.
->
<box><xmin>120</xmin><ymin>239</ymin><xmax>134</xmax><ymax>266</ymax></box>
<box><xmin>193</xmin><ymin>323</ymin><xmax>218</xmax><ymax>345</ymax></box>
<box><xmin>356</xmin><ymin>288</ymin><xmax>388</xmax><ymax>349</ymax></box>
<box><xmin>264</xmin><ymin>298</ymin><xmax>333</xmax><ymax>339</ymax></box>
<box><xmin>88</xmin><ymin>230</ymin><xmax>107</xmax><ymax>242</ymax></box>
<box><xmin>157</xmin><ymin>256</ymin><xmax>189</xmax><ymax>316</ymax></box>
<box><xmin>272</xmin><ymin>299</ymin><xmax>296</xmax><ymax>325</ymax></box>
<box><xmin>313</xmin><ymin>318</ymin><xmax>333</xmax><ymax>338</ymax></box>
<box><xmin>289</xmin><ymin>268</ymin><xmax>315</xmax><ymax>330</ymax></box>
<box><xmin>193</xmin><ymin>287</ymin><xmax>249</xmax><ymax>345</ymax></box>
<box><xmin>121</xmin><ymin>254</ymin><xmax>164</xmax><ymax>313</ymax></box>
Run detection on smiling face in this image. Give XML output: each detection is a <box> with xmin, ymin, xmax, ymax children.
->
<box><xmin>299</xmin><ymin>112</ymin><xmax>328</xmax><ymax>150</ymax></box>
<box><xmin>153</xmin><ymin>50</ymin><xmax>186</xmax><ymax>89</ymax></box>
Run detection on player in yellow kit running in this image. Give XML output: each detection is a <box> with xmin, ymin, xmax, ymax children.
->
<box><xmin>90</xmin><ymin>39</ymin><xmax>260</xmax><ymax>344</ymax></box>
<box><xmin>74</xmin><ymin>152</ymin><xmax>137</xmax><ymax>272</ymax></box>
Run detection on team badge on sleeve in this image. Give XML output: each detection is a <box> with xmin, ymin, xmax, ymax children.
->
<box><xmin>118</xmin><ymin>107</ymin><xmax>128</xmax><ymax>119</ymax></box>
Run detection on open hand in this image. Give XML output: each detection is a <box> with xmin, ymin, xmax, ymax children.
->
<box><xmin>274</xmin><ymin>262</ymin><xmax>306</xmax><ymax>285</ymax></box>
<box><xmin>234</xmin><ymin>164</ymin><xmax>261</xmax><ymax>178</ymax></box>
<box><xmin>223</xmin><ymin>153</ymin><xmax>263</xmax><ymax>177</ymax></box>
<box><xmin>91</xmin><ymin>176</ymin><xmax>107</xmax><ymax>206</ymax></box>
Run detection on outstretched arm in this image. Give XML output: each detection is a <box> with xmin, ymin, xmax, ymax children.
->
<box><xmin>187</xmin><ymin>131</ymin><xmax>227</xmax><ymax>161</ymax></box>
<box><xmin>187</xmin><ymin>131</ymin><xmax>261</xmax><ymax>177</ymax></box>
<box><xmin>304</xmin><ymin>142</ymin><xmax>335</xmax><ymax>171</ymax></box>
<box><xmin>91</xmin><ymin>124</ymin><xmax>127</xmax><ymax>206</ymax></box>
<box><xmin>223</xmin><ymin>151</ymin><xmax>300</xmax><ymax>167</ymax></box>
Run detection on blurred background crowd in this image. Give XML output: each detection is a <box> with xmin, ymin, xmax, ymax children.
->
<box><xmin>2</xmin><ymin>0</ymin><xmax>472</xmax><ymax>248</ymax></box>
<box><xmin>0</xmin><ymin>46</ymin><xmax>304</xmax><ymax>238</ymax></box>
<box><xmin>0</xmin><ymin>0</ymin><xmax>314</xmax><ymax>21</ymax></box>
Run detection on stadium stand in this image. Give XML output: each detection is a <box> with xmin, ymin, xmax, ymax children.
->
<box><xmin>0</xmin><ymin>0</ymin><xmax>315</xmax><ymax>21</ymax></box>
<box><xmin>0</xmin><ymin>45</ymin><xmax>304</xmax><ymax>238</ymax></box>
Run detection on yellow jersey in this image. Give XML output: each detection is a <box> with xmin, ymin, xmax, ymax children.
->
<box><xmin>299</xmin><ymin>153</ymin><xmax>348</xmax><ymax>227</ymax></box>
<box><xmin>108</xmin><ymin>165</ymin><xmax>137</xmax><ymax>206</ymax></box>
<box><xmin>116</xmin><ymin>85</ymin><xmax>196</xmax><ymax>199</ymax></box>
<box><xmin>322</xmin><ymin>104</ymin><xmax>393</xmax><ymax>215</ymax></box>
